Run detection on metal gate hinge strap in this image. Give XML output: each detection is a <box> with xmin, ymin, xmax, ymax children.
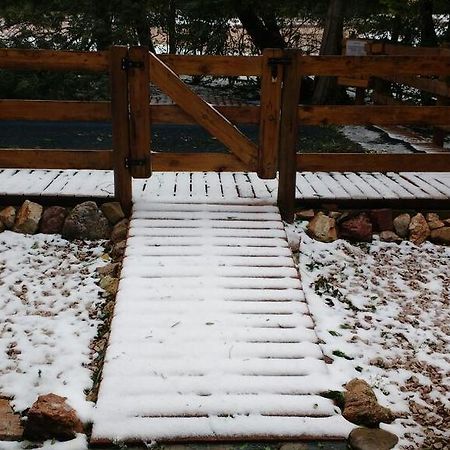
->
<box><xmin>125</xmin><ymin>157</ymin><xmax>147</xmax><ymax>168</ymax></box>
<box><xmin>121</xmin><ymin>57</ymin><xmax>144</xmax><ymax>70</ymax></box>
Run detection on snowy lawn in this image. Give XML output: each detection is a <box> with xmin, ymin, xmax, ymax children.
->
<box><xmin>293</xmin><ymin>224</ymin><xmax>449</xmax><ymax>450</ymax></box>
<box><xmin>0</xmin><ymin>231</ymin><xmax>107</xmax><ymax>448</ymax></box>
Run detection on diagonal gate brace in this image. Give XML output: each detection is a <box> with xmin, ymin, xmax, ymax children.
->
<box><xmin>148</xmin><ymin>52</ymin><xmax>257</xmax><ymax>168</ymax></box>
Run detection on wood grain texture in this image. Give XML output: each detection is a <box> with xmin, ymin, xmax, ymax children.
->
<box><xmin>149</xmin><ymin>53</ymin><xmax>257</xmax><ymax>167</ymax></box>
<box><xmin>277</xmin><ymin>49</ymin><xmax>302</xmax><ymax>223</ymax></box>
<box><xmin>297</xmin><ymin>153</ymin><xmax>450</xmax><ymax>172</ymax></box>
<box><xmin>158</xmin><ymin>54</ymin><xmax>262</xmax><ymax>76</ymax></box>
<box><xmin>110</xmin><ymin>46</ymin><xmax>132</xmax><ymax>214</ymax></box>
<box><xmin>300</xmin><ymin>55</ymin><xmax>450</xmax><ymax>77</ymax></box>
<box><xmin>0</xmin><ymin>149</ymin><xmax>113</xmax><ymax>169</ymax></box>
<box><xmin>0</xmin><ymin>100</ymin><xmax>111</xmax><ymax>121</ymax></box>
<box><xmin>258</xmin><ymin>49</ymin><xmax>283</xmax><ymax>179</ymax></box>
<box><xmin>128</xmin><ymin>46</ymin><xmax>151</xmax><ymax>178</ymax></box>
<box><xmin>152</xmin><ymin>152</ymin><xmax>251</xmax><ymax>172</ymax></box>
<box><xmin>298</xmin><ymin>105</ymin><xmax>450</xmax><ymax>126</ymax></box>
<box><xmin>150</xmin><ymin>104</ymin><xmax>260</xmax><ymax>124</ymax></box>
<box><xmin>0</xmin><ymin>48</ymin><xmax>109</xmax><ymax>72</ymax></box>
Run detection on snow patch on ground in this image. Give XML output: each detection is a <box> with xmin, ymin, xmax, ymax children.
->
<box><xmin>292</xmin><ymin>223</ymin><xmax>449</xmax><ymax>449</ymax></box>
<box><xmin>0</xmin><ymin>231</ymin><xmax>105</xmax><ymax>424</ymax></box>
<box><xmin>341</xmin><ymin>126</ymin><xmax>413</xmax><ymax>154</ymax></box>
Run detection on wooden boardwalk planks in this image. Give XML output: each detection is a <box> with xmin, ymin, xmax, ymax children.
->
<box><xmin>0</xmin><ymin>169</ymin><xmax>449</xmax><ymax>203</ymax></box>
<box><xmin>91</xmin><ymin>201</ymin><xmax>352</xmax><ymax>444</ymax></box>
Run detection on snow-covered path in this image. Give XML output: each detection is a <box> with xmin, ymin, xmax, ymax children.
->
<box><xmin>91</xmin><ymin>200</ymin><xmax>354</xmax><ymax>444</ymax></box>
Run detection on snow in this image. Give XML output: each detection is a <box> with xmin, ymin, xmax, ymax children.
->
<box><xmin>341</xmin><ymin>126</ymin><xmax>413</xmax><ymax>154</ymax></box>
<box><xmin>292</xmin><ymin>223</ymin><xmax>450</xmax><ymax>449</ymax></box>
<box><xmin>0</xmin><ymin>231</ymin><xmax>106</xmax><ymax>428</ymax></box>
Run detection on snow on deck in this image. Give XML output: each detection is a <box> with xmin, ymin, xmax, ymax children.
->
<box><xmin>1</xmin><ymin>169</ymin><xmax>450</xmax><ymax>202</ymax></box>
<box><xmin>91</xmin><ymin>200</ymin><xmax>353</xmax><ymax>443</ymax></box>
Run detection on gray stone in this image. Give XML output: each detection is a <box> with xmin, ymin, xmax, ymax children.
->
<box><xmin>348</xmin><ymin>427</ymin><xmax>398</xmax><ymax>450</ymax></box>
<box><xmin>111</xmin><ymin>240</ymin><xmax>127</xmax><ymax>260</ymax></box>
<box><xmin>39</xmin><ymin>206</ymin><xmax>68</xmax><ymax>234</ymax></box>
<box><xmin>409</xmin><ymin>213</ymin><xmax>430</xmax><ymax>245</ymax></box>
<box><xmin>0</xmin><ymin>206</ymin><xmax>16</xmax><ymax>229</ymax></box>
<box><xmin>308</xmin><ymin>212</ymin><xmax>337</xmax><ymax>243</ymax></box>
<box><xmin>0</xmin><ymin>398</ymin><xmax>23</xmax><ymax>440</ymax></box>
<box><xmin>101</xmin><ymin>202</ymin><xmax>125</xmax><ymax>225</ymax></box>
<box><xmin>393</xmin><ymin>213</ymin><xmax>410</xmax><ymax>238</ymax></box>
<box><xmin>13</xmin><ymin>200</ymin><xmax>43</xmax><ymax>234</ymax></box>
<box><xmin>343</xmin><ymin>378</ymin><xmax>396</xmax><ymax>427</ymax></box>
<box><xmin>23</xmin><ymin>393</ymin><xmax>83</xmax><ymax>441</ymax></box>
<box><xmin>62</xmin><ymin>201</ymin><xmax>110</xmax><ymax>240</ymax></box>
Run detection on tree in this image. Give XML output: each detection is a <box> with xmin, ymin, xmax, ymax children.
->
<box><xmin>312</xmin><ymin>0</ymin><xmax>345</xmax><ymax>104</ymax></box>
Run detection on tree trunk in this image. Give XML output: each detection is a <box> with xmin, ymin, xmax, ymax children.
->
<box><xmin>233</xmin><ymin>2</ymin><xmax>285</xmax><ymax>52</ymax></box>
<box><xmin>418</xmin><ymin>0</ymin><xmax>437</xmax><ymax>47</ymax></box>
<box><xmin>312</xmin><ymin>0</ymin><xmax>345</xmax><ymax>104</ymax></box>
<box><xmin>168</xmin><ymin>0</ymin><xmax>177</xmax><ymax>54</ymax></box>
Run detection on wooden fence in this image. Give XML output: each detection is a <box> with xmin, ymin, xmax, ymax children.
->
<box><xmin>1</xmin><ymin>46</ymin><xmax>450</xmax><ymax>222</ymax></box>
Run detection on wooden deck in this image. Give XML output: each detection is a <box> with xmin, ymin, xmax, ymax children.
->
<box><xmin>1</xmin><ymin>169</ymin><xmax>449</xmax><ymax>205</ymax></box>
<box><xmin>91</xmin><ymin>200</ymin><xmax>353</xmax><ymax>444</ymax></box>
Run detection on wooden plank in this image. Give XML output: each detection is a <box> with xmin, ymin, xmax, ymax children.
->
<box><xmin>158</xmin><ymin>54</ymin><xmax>262</xmax><ymax>76</ymax></box>
<box><xmin>149</xmin><ymin>53</ymin><xmax>257</xmax><ymax>167</ymax></box>
<box><xmin>300</xmin><ymin>55</ymin><xmax>450</xmax><ymax>77</ymax></box>
<box><xmin>0</xmin><ymin>100</ymin><xmax>111</xmax><ymax>121</ymax></box>
<box><xmin>374</xmin><ymin>43</ymin><xmax>442</xmax><ymax>57</ymax></box>
<box><xmin>151</xmin><ymin>104</ymin><xmax>260</xmax><ymax>124</ymax></box>
<box><xmin>277</xmin><ymin>49</ymin><xmax>302</xmax><ymax>223</ymax></box>
<box><xmin>128</xmin><ymin>46</ymin><xmax>151</xmax><ymax>178</ymax></box>
<box><xmin>382</xmin><ymin>75</ymin><xmax>450</xmax><ymax>98</ymax></box>
<box><xmin>0</xmin><ymin>149</ymin><xmax>113</xmax><ymax>169</ymax></box>
<box><xmin>0</xmin><ymin>48</ymin><xmax>109</xmax><ymax>72</ymax></box>
<box><xmin>110</xmin><ymin>46</ymin><xmax>133</xmax><ymax>215</ymax></box>
<box><xmin>296</xmin><ymin>153</ymin><xmax>450</xmax><ymax>173</ymax></box>
<box><xmin>152</xmin><ymin>152</ymin><xmax>253</xmax><ymax>172</ymax></box>
<box><xmin>258</xmin><ymin>49</ymin><xmax>283</xmax><ymax>179</ymax></box>
<box><xmin>298</xmin><ymin>105</ymin><xmax>450</xmax><ymax>126</ymax></box>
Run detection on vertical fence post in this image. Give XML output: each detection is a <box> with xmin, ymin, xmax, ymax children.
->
<box><xmin>277</xmin><ymin>49</ymin><xmax>301</xmax><ymax>223</ymax></box>
<box><xmin>110</xmin><ymin>45</ymin><xmax>133</xmax><ymax>215</ymax></box>
<box><xmin>258</xmin><ymin>48</ymin><xmax>283</xmax><ymax>179</ymax></box>
<box><xmin>128</xmin><ymin>46</ymin><xmax>152</xmax><ymax>178</ymax></box>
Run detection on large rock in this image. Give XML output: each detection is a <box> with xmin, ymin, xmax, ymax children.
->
<box><xmin>339</xmin><ymin>213</ymin><xmax>373</xmax><ymax>242</ymax></box>
<box><xmin>101</xmin><ymin>202</ymin><xmax>125</xmax><ymax>225</ymax></box>
<box><xmin>343</xmin><ymin>379</ymin><xmax>396</xmax><ymax>427</ymax></box>
<box><xmin>370</xmin><ymin>209</ymin><xmax>393</xmax><ymax>232</ymax></box>
<box><xmin>99</xmin><ymin>275</ymin><xmax>119</xmax><ymax>296</ymax></box>
<box><xmin>23</xmin><ymin>393</ymin><xmax>83</xmax><ymax>441</ymax></box>
<box><xmin>0</xmin><ymin>221</ymin><xmax>4</xmax><ymax>233</ymax></box>
<box><xmin>307</xmin><ymin>212</ymin><xmax>337</xmax><ymax>243</ymax></box>
<box><xmin>393</xmin><ymin>213</ymin><xmax>410</xmax><ymax>238</ymax></box>
<box><xmin>430</xmin><ymin>227</ymin><xmax>450</xmax><ymax>245</ymax></box>
<box><xmin>379</xmin><ymin>230</ymin><xmax>402</xmax><ymax>243</ymax></box>
<box><xmin>0</xmin><ymin>206</ymin><xmax>16</xmax><ymax>229</ymax></box>
<box><xmin>39</xmin><ymin>206</ymin><xmax>68</xmax><ymax>234</ymax></box>
<box><xmin>13</xmin><ymin>200</ymin><xmax>43</xmax><ymax>234</ymax></box>
<box><xmin>348</xmin><ymin>427</ymin><xmax>398</xmax><ymax>450</ymax></box>
<box><xmin>295</xmin><ymin>209</ymin><xmax>315</xmax><ymax>221</ymax></box>
<box><xmin>62</xmin><ymin>201</ymin><xmax>110</xmax><ymax>240</ymax></box>
<box><xmin>426</xmin><ymin>212</ymin><xmax>445</xmax><ymax>230</ymax></box>
<box><xmin>97</xmin><ymin>262</ymin><xmax>121</xmax><ymax>278</ymax></box>
<box><xmin>110</xmin><ymin>219</ymin><xmax>129</xmax><ymax>243</ymax></box>
<box><xmin>0</xmin><ymin>398</ymin><xmax>23</xmax><ymax>440</ymax></box>
<box><xmin>409</xmin><ymin>213</ymin><xmax>430</xmax><ymax>245</ymax></box>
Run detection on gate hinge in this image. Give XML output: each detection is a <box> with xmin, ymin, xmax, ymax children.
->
<box><xmin>121</xmin><ymin>57</ymin><xmax>144</xmax><ymax>70</ymax></box>
<box><xmin>125</xmin><ymin>157</ymin><xmax>147</xmax><ymax>168</ymax></box>
<box><xmin>268</xmin><ymin>57</ymin><xmax>291</xmax><ymax>79</ymax></box>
